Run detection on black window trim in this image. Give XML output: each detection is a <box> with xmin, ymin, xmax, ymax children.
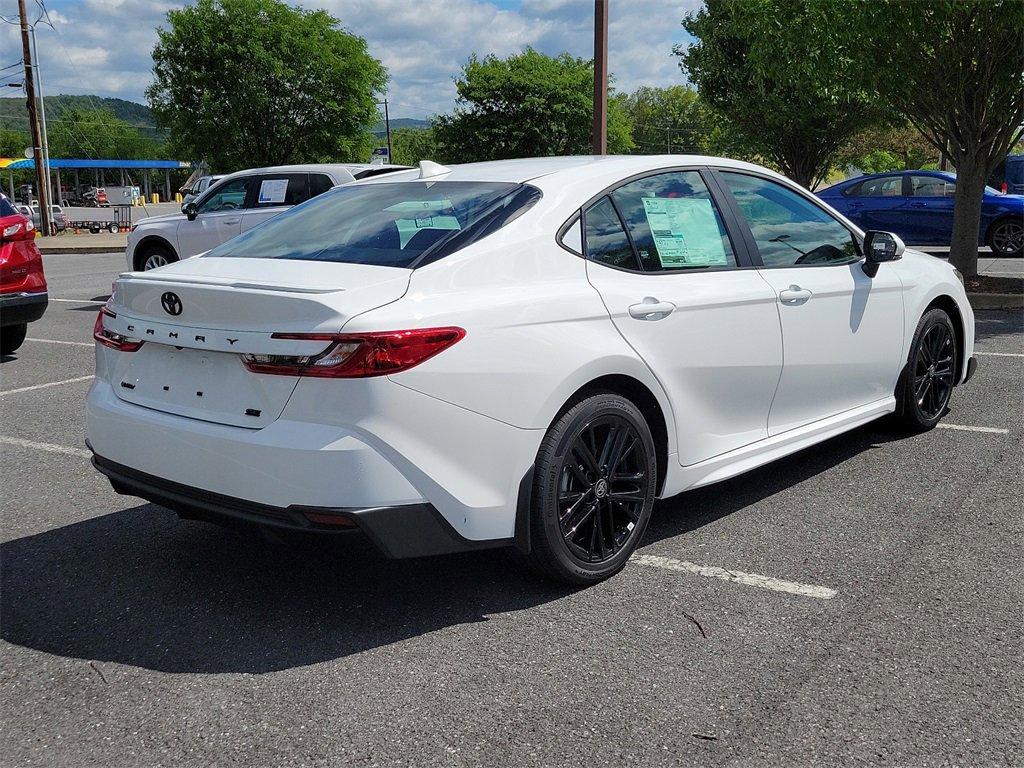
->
<box><xmin>710</xmin><ymin>167</ymin><xmax>865</xmax><ymax>269</ymax></box>
<box><xmin>568</xmin><ymin>164</ymin><xmax>758</xmax><ymax>276</ymax></box>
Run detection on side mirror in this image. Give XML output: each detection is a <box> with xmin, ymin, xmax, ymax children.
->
<box><xmin>862</xmin><ymin>230</ymin><xmax>904</xmax><ymax>277</ymax></box>
<box><xmin>182</xmin><ymin>201</ymin><xmax>198</xmax><ymax>221</ymax></box>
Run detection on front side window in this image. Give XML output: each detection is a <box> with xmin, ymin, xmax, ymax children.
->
<box><xmin>253</xmin><ymin>173</ymin><xmax>310</xmax><ymax>208</ymax></box>
<box><xmin>722</xmin><ymin>173</ymin><xmax>859</xmax><ymax>267</ymax></box>
<box><xmin>910</xmin><ymin>175</ymin><xmax>956</xmax><ymax>197</ymax></box>
<box><xmin>204</xmin><ymin>181</ymin><xmax>534</xmax><ymax>267</ymax></box>
<box><xmin>851</xmin><ymin>176</ymin><xmax>903</xmax><ymax>197</ymax></box>
<box><xmin>610</xmin><ymin>171</ymin><xmax>737</xmax><ymax>271</ymax></box>
<box><xmin>584</xmin><ymin>197</ymin><xmax>638</xmax><ymax>270</ymax></box>
<box><xmin>197</xmin><ymin>177</ymin><xmax>254</xmax><ymax>213</ymax></box>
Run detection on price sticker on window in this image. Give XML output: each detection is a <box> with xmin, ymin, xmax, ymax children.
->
<box><xmin>641</xmin><ymin>197</ymin><xmax>729</xmax><ymax>267</ymax></box>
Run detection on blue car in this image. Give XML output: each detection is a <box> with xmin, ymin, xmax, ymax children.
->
<box><xmin>818</xmin><ymin>170</ymin><xmax>1024</xmax><ymax>256</ymax></box>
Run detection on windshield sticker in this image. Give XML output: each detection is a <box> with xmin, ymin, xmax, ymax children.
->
<box><xmin>258</xmin><ymin>179</ymin><xmax>289</xmax><ymax>205</ymax></box>
<box><xmin>641</xmin><ymin>197</ymin><xmax>728</xmax><ymax>267</ymax></box>
<box><xmin>395</xmin><ymin>215</ymin><xmax>461</xmax><ymax>248</ymax></box>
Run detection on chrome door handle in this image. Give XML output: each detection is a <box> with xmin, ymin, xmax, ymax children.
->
<box><xmin>628</xmin><ymin>299</ymin><xmax>676</xmax><ymax>320</ymax></box>
<box><xmin>223</xmin><ymin>218</ymin><xmax>240</xmax><ymax>225</ymax></box>
<box><xmin>778</xmin><ymin>285</ymin><xmax>812</xmax><ymax>305</ymax></box>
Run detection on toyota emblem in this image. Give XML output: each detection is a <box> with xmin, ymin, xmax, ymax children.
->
<box><xmin>161</xmin><ymin>291</ymin><xmax>183</xmax><ymax>316</ymax></box>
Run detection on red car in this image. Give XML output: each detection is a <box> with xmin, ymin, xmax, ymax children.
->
<box><xmin>1</xmin><ymin>193</ymin><xmax>48</xmax><ymax>354</ymax></box>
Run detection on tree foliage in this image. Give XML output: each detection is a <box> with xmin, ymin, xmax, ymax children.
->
<box><xmin>677</xmin><ymin>0</ymin><xmax>884</xmax><ymax>188</ymax></box>
<box><xmin>147</xmin><ymin>0</ymin><xmax>387</xmax><ymax>171</ymax></box>
<box><xmin>433</xmin><ymin>48</ymin><xmax>632</xmax><ymax>161</ymax></box>
<box><xmin>837</xmin><ymin>0</ymin><xmax>1024</xmax><ymax>275</ymax></box>
<box><xmin>617</xmin><ymin>85</ymin><xmax>754</xmax><ymax>159</ymax></box>
<box><xmin>836</xmin><ymin>124</ymin><xmax>940</xmax><ymax>174</ymax></box>
<box><xmin>48</xmin><ymin>108</ymin><xmax>162</xmax><ymax>159</ymax></box>
<box><xmin>0</xmin><ymin>128</ymin><xmax>27</xmax><ymax>158</ymax></box>
<box><xmin>389</xmin><ymin>126</ymin><xmax>440</xmax><ymax>166</ymax></box>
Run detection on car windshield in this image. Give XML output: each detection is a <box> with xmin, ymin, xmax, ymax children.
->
<box><xmin>205</xmin><ymin>181</ymin><xmax>535</xmax><ymax>268</ymax></box>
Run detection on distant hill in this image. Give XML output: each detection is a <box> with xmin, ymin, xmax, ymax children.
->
<box><xmin>0</xmin><ymin>95</ymin><xmax>163</xmax><ymax>139</ymax></box>
<box><xmin>372</xmin><ymin>117</ymin><xmax>431</xmax><ymax>136</ymax></box>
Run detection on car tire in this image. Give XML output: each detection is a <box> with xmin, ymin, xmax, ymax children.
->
<box><xmin>987</xmin><ymin>217</ymin><xmax>1024</xmax><ymax>256</ymax></box>
<box><xmin>527</xmin><ymin>392</ymin><xmax>657</xmax><ymax>584</ymax></box>
<box><xmin>137</xmin><ymin>244</ymin><xmax>177</xmax><ymax>271</ymax></box>
<box><xmin>894</xmin><ymin>308</ymin><xmax>958</xmax><ymax>432</ymax></box>
<box><xmin>1</xmin><ymin>323</ymin><xmax>28</xmax><ymax>355</ymax></box>
<box><xmin>107</xmin><ymin>222</ymin><xmax>120</xmax><ymax>234</ymax></box>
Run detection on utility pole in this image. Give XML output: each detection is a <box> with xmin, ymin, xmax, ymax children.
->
<box><xmin>592</xmin><ymin>0</ymin><xmax>608</xmax><ymax>155</ymax></box>
<box><xmin>17</xmin><ymin>0</ymin><xmax>51</xmax><ymax>236</ymax></box>
<box><xmin>29</xmin><ymin>23</ymin><xmax>54</xmax><ymax>206</ymax></box>
<box><xmin>383</xmin><ymin>99</ymin><xmax>392</xmax><ymax>163</ymax></box>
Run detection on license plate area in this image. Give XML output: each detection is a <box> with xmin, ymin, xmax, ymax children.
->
<box><xmin>111</xmin><ymin>345</ymin><xmax>299</xmax><ymax>428</ymax></box>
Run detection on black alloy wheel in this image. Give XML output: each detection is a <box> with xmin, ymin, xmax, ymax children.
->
<box><xmin>558</xmin><ymin>415</ymin><xmax>646</xmax><ymax>563</ymax></box>
<box><xmin>913</xmin><ymin>323</ymin><xmax>956</xmax><ymax>421</ymax></box>
<box><xmin>528</xmin><ymin>393</ymin><xmax>657</xmax><ymax>584</ymax></box>
<box><xmin>896</xmin><ymin>307</ymin><xmax>958</xmax><ymax>431</ymax></box>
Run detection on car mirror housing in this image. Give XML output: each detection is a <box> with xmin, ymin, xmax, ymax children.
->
<box><xmin>182</xmin><ymin>202</ymin><xmax>198</xmax><ymax>221</ymax></box>
<box><xmin>862</xmin><ymin>230</ymin><xmax>904</xmax><ymax>277</ymax></box>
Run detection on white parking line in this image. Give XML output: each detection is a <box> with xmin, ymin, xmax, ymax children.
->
<box><xmin>973</xmin><ymin>351</ymin><xmax>1024</xmax><ymax>358</ymax></box>
<box><xmin>937</xmin><ymin>423</ymin><xmax>1010</xmax><ymax>434</ymax></box>
<box><xmin>630</xmin><ymin>553</ymin><xmax>838</xmax><ymax>599</ymax></box>
<box><xmin>0</xmin><ymin>375</ymin><xmax>94</xmax><ymax>396</ymax></box>
<box><xmin>26</xmin><ymin>337</ymin><xmax>93</xmax><ymax>347</ymax></box>
<box><xmin>0</xmin><ymin>435</ymin><xmax>91</xmax><ymax>458</ymax></box>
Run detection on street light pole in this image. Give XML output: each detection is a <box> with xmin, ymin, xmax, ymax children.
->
<box><xmin>17</xmin><ymin>0</ymin><xmax>51</xmax><ymax>236</ymax></box>
<box><xmin>29</xmin><ymin>24</ymin><xmax>54</xmax><ymax>207</ymax></box>
<box><xmin>592</xmin><ymin>0</ymin><xmax>608</xmax><ymax>155</ymax></box>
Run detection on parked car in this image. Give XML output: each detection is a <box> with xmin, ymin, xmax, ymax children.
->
<box><xmin>988</xmin><ymin>154</ymin><xmax>1024</xmax><ymax>196</ymax></box>
<box><xmin>1</xmin><ymin>192</ymin><xmax>48</xmax><ymax>354</ymax></box>
<box><xmin>181</xmin><ymin>175</ymin><xmax>224</xmax><ymax>206</ymax></box>
<box><xmin>818</xmin><ymin>169</ymin><xmax>1024</xmax><ymax>256</ymax></box>
<box><xmin>127</xmin><ymin>163</ymin><xmax>408</xmax><ymax>270</ymax></box>
<box><xmin>88</xmin><ymin>155</ymin><xmax>976</xmax><ymax>584</ymax></box>
<box><xmin>14</xmin><ymin>203</ymin><xmax>67</xmax><ymax>236</ymax></box>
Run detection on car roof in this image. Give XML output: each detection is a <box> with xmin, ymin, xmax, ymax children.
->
<box><xmin>355</xmin><ymin>155</ymin><xmax>780</xmax><ymax>186</ymax></box>
<box><xmin>217</xmin><ymin>163</ymin><xmax>408</xmax><ymax>185</ymax></box>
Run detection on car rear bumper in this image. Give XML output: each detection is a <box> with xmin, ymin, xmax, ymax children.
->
<box><xmin>0</xmin><ymin>291</ymin><xmax>47</xmax><ymax>327</ymax></box>
<box><xmin>91</xmin><ymin>453</ymin><xmax>504</xmax><ymax>558</ymax></box>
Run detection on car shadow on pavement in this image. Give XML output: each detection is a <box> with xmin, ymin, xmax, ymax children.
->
<box><xmin>974</xmin><ymin>309</ymin><xmax>1024</xmax><ymax>343</ymax></box>
<box><xmin>0</xmin><ymin>422</ymin><xmax>905</xmax><ymax>675</ymax></box>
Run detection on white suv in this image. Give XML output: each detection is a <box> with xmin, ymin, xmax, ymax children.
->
<box><xmin>127</xmin><ymin>163</ymin><xmax>406</xmax><ymax>270</ymax></box>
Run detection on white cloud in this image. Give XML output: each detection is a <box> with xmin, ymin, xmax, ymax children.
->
<box><xmin>0</xmin><ymin>0</ymin><xmax>699</xmax><ymax>119</ymax></box>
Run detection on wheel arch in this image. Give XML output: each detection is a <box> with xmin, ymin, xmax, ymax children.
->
<box><xmin>550</xmin><ymin>374</ymin><xmax>670</xmax><ymax>497</ymax></box>
<box><xmin>132</xmin><ymin>235</ymin><xmax>177</xmax><ymax>271</ymax></box>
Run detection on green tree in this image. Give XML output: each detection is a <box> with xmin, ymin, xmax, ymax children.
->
<box><xmin>836</xmin><ymin>124</ymin><xmax>940</xmax><ymax>174</ymax></box>
<box><xmin>839</xmin><ymin>0</ymin><xmax>1024</xmax><ymax>275</ymax></box>
<box><xmin>0</xmin><ymin>129</ymin><xmax>28</xmax><ymax>157</ymax></box>
<box><xmin>47</xmin><ymin>107</ymin><xmax>162</xmax><ymax>159</ymax></box>
<box><xmin>618</xmin><ymin>85</ymin><xmax>754</xmax><ymax>158</ymax></box>
<box><xmin>147</xmin><ymin>0</ymin><xmax>387</xmax><ymax>171</ymax></box>
<box><xmin>389</xmin><ymin>126</ymin><xmax>440</xmax><ymax>166</ymax></box>
<box><xmin>433</xmin><ymin>48</ymin><xmax>633</xmax><ymax>161</ymax></box>
<box><xmin>677</xmin><ymin>0</ymin><xmax>884</xmax><ymax>188</ymax></box>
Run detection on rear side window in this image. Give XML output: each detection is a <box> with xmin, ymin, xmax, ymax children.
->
<box><xmin>253</xmin><ymin>173</ymin><xmax>310</xmax><ymax>208</ymax></box>
<box><xmin>0</xmin><ymin>193</ymin><xmax>16</xmax><ymax>218</ymax></box>
<box><xmin>584</xmin><ymin>197</ymin><xmax>638</xmax><ymax>270</ymax></box>
<box><xmin>610</xmin><ymin>171</ymin><xmax>737</xmax><ymax>271</ymax></box>
<box><xmin>204</xmin><ymin>181</ymin><xmax>536</xmax><ymax>267</ymax></box>
<box><xmin>909</xmin><ymin>175</ymin><xmax>955</xmax><ymax>197</ymax></box>
<box><xmin>308</xmin><ymin>174</ymin><xmax>334</xmax><ymax>198</ymax></box>
<box><xmin>848</xmin><ymin>176</ymin><xmax>903</xmax><ymax>197</ymax></box>
<box><xmin>722</xmin><ymin>172</ymin><xmax>859</xmax><ymax>267</ymax></box>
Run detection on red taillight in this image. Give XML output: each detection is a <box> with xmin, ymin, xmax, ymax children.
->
<box><xmin>242</xmin><ymin>327</ymin><xmax>466</xmax><ymax>378</ymax></box>
<box><xmin>1</xmin><ymin>218</ymin><xmax>34</xmax><ymax>241</ymax></box>
<box><xmin>93</xmin><ymin>307</ymin><xmax>143</xmax><ymax>352</ymax></box>
<box><xmin>1001</xmin><ymin>181</ymin><xmax>1008</xmax><ymax>194</ymax></box>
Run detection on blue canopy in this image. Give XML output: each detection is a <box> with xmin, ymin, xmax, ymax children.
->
<box><xmin>3</xmin><ymin>158</ymin><xmax>190</xmax><ymax>170</ymax></box>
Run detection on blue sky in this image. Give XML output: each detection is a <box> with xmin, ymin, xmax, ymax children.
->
<box><xmin>2</xmin><ymin>0</ymin><xmax>699</xmax><ymax>119</ymax></box>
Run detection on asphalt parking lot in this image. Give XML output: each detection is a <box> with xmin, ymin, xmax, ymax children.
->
<box><xmin>1</xmin><ymin>252</ymin><xmax>1021</xmax><ymax>768</ymax></box>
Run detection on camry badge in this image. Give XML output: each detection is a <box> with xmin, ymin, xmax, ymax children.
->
<box><xmin>161</xmin><ymin>292</ymin><xmax>183</xmax><ymax>316</ymax></box>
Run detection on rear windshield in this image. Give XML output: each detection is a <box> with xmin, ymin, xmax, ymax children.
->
<box><xmin>0</xmin><ymin>193</ymin><xmax>16</xmax><ymax>218</ymax></box>
<box><xmin>205</xmin><ymin>181</ymin><xmax>540</xmax><ymax>268</ymax></box>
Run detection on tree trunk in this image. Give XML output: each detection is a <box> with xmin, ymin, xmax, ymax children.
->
<box><xmin>948</xmin><ymin>155</ymin><xmax>986</xmax><ymax>277</ymax></box>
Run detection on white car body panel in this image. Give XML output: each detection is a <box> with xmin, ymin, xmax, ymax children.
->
<box><xmin>89</xmin><ymin>155</ymin><xmax>976</xmax><ymax>554</ymax></box>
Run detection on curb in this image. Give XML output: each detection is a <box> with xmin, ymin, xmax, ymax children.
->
<box><xmin>38</xmin><ymin>246</ymin><xmax>126</xmax><ymax>255</ymax></box>
<box><xmin>967</xmin><ymin>292</ymin><xmax>1023</xmax><ymax>310</ymax></box>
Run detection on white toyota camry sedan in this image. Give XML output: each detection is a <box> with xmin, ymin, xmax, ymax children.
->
<box><xmin>87</xmin><ymin>156</ymin><xmax>976</xmax><ymax>584</ymax></box>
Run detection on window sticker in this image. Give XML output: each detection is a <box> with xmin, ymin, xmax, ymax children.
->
<box><xmin>395</xmin><ymin>215</ymin><xmax>461</xmax><ymax>248</ymax></box>
<box><xmin>641</xmin><ymin>197</ymin><xmax>729</xmax><ymax>267</ymax></box>
<box><xmin>258</xmin><ymin>178</ymin><xmax>289</xmax><ymax>205</ymax></box>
